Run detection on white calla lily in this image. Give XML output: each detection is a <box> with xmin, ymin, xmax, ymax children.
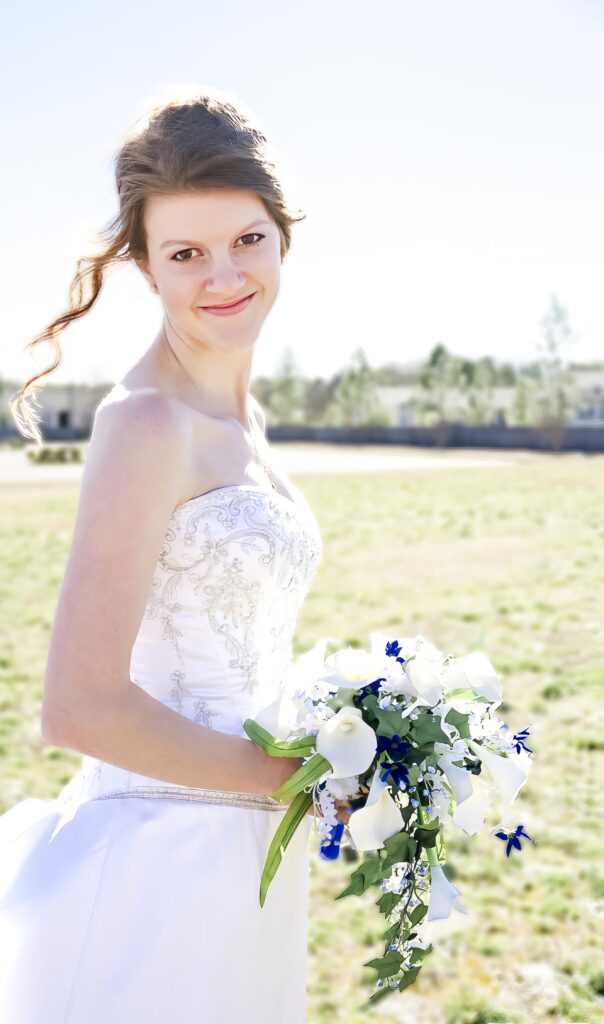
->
<box><xmin>348</xmin><ymin>768</ymin><xmax>404</xmax><ymax>851</ymax></box>
<box><xmin>415</xmin><ymin>902</ymin><xmax>471</xmax><ymax>947</ymax></box>
<box><xmin>315</xmin><ymin>707</ymin><xmax>377</xmax><ymax>778</ymax></box>
<box><xmin>467</xmin><ymin>739</ymin><xmax>528</xmax><ymax>816</ymax></box>
<box><xmin>404</xmin><ymin>651</ymin><xmax>445</xmax><ymax>706</ymax></box>
<box><xmin>426</xmin><ymin>864</ymin><xmax>469</xmax><ymax>922</ymax></box>
<box><xmin>443</xmin><ymin>651</ymin><xmax>502</xmax><ymax>703</ymax></box>
<box><xmin>451</xmin><ymin>776</ymin><xmax>493</xmax><ymax>836</ymax></box>
<box><xmin>320</xmin><ymin>646</ymin><xmax>383</xmax><ymax>691</ymax></box>
<box><xmin>436</xmin><ymin>751</ymin><xmax>474</xmax><ymax>805</ymax></box>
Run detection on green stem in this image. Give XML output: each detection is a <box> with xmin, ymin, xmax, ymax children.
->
<box><xmin>270</xmin><ymin>752</ymin><xmax>332</xmax><ymax>803</ymax></box>
<box><xmin>243</xmin><ymin>719</ymin><xmax>317</xmax><ymax>757</ymax></box>
<box><xmin>259</xmin><ymin>789</ymin><xmax>313</xmax><ymax>906</ymax></box>
<box><xmin>416</xmin><ymin>804</ymin><xmax>440</xmax><ymax>868</ymax></box>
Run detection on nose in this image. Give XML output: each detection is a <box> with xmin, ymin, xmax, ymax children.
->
<box><xmin>202</xmin><ymin>255</ymin><xmax>246</xmax><ymax>298</ymax></box>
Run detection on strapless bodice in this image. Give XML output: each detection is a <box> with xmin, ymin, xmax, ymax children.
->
<box><xmin>131</xmin><ymin>482</ymin><xmax>322</xmax><ymax>728</ymax></box>
<box><xmin>61</xmin><ymin>483</ymin><xmax>322</xmax><ymax>807</ymax></box>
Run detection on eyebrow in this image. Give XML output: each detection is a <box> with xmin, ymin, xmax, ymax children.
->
<box><xmin>160</xmin><ymin>219</ymin><xmax>272</xmax><ymax>250</ymax></box>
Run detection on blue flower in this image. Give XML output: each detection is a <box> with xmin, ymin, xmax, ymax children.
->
<box><xmin>512</xmin><ymin>726</ymin><xmax>533</xmax><ymax>755</ymax></box>
<box><xmin>494</xmin><ymin>823</ymin><xmax>535</xmax><ymax>857</ymax></box>
<box><xmin>380</xmin><ymin>762</ymin><xmax>409</xmax><ymax>787</ymax></box>
<box><xmin>376</xmin><ymin>733</ymin><xmax>412</xmax><ymax>760</ymax></box>
<box><xmin>376</xmin><ymin>735</ymin><xmax>412</xmax><ymax>788</ymax></box>
<box><xmin>354</xmin><ymin>676</ymin><xmax>386</xmax><ymax>700</ymax></box>
<box><xmin>385</xmin><ymin>639</ymin><xmax>406</xmax><ymax>664</ymax></box>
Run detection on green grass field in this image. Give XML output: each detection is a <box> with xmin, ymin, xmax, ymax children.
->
<box><xmin>1</xmin><ymin>452</ymin><xmax>603</xmax><ymax>1023</ymax></box>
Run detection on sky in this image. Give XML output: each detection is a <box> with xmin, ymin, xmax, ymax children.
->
<box><xmin>1</xmin><ymin>0</ymin><xmax>602</xmax><ymax>388</ymax></box>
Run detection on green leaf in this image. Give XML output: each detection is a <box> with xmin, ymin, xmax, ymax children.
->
<box><xmin>409</xmin><ymin>902</ymin><xmax>428</xmax><ymax>925</ymax></box>
<box><xmin>395</xmin><ymin>967</ymin><xmax>421</xmax><ymax>992</ymax></box>
<box><xmin>447</xmin><ymin>687</ymin><xmax>490</xmax><ymax>703</ymax></box>
<box><xmin>336</xmin><ymin>856</ymin><xmax>388</xmax><ymax>899</ymax></box>
<box><xmin>376</xmin><ymin>891</ymin><xmax>401</xmax><ymax>915</ymax></box>
<box><xmin>363</xmin><ymin>949</ymin><xmax>403</xmax><ymax>979</ymax></box>
<box><xmin>412</xmin><ymin>713</ymin><xmax>451</xmax><ymax>746</ymax></box>
<box><xmin>415</xmin><ymin>819</ymin><xmax>441</xmax><ymax>848</ymax></box>
<box><xmin>382</xmin><ymin>921</ymin><xmax>400</xmax><ymax>946</ymax></box>
<box><xmin>355</xmin><ymin>695</ymin><xmax>380</xmax><ymax>730</ymax></box>
<box><xmin>270</xmin><ymin>752</ymin><xmax>332</xmax><ymax>802</ymax></box>
<box><xmin>447</xmin><ymin>687</ymin><xmax>478</xmax><ymax>700</ymax></box>
<box><xmin>436</xmin><ymin>827</ymin><xmax>447</xmax><ymax>862</ymax></box>
<box><xmin>242</xmin><ymin>719</ymin><xmax>317</xmax><ymax>757</ymax></box>
<box><xmin>409</xmin><ymin>941</ymin><xmax>433</xmax><ymax>962</ymax></box>
<box><xmin>382</xmin><ymin>830</ymin><xmax>414</xmax><ymax>865</ymax></box>
<box><xmin>374</xmin><ymin>707</ymin><xmax>404</xmax><ymax>739</ymax></box>
<box><xmin>444</xmin><ymin>708</ymin><xmax>471</xmax><ymax>740</ymax></box>
<box><xmin>398</xmin><ymin>717</ymin><xmax>411</xmax><ymax>738</ymax></box>
<box><xmin>259</xmin><ymin>790</ymin><xmax>313</xmax><ymax>906</ymax></box>
<box><xmin>365</xmin><ymin>984</ymin><xmax>395</xmax><ymax>1007</ymax></box>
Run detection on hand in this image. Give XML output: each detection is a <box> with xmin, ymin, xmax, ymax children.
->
<box><xmin>266</xmin><ymin>753</ymin><xmax>370</xmax><ymax>822</ymax></box>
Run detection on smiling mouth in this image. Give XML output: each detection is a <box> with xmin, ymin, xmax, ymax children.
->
<box><xmin>200</xmin><ymin>292</ymin><xmax>256</xmax><ymax>311</ymax></box>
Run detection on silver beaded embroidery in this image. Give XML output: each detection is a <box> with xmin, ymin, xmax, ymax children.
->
<box><xmin>142</xmin><ymin>486</ymin><xmax>322</xmax><ymax>695</ymax></box>
<box><xmin>57</xmin><ymin>486</ymin><xmax>322</xmax><ymax>816</ymax></box>
<box><xmin>91</xmin><ymin>785</ymin><xmax>290</xmax><ymax>812</ymax></box>
<box><xmin>169</xmin><ymin>670</ymin><xmax>218</xmax><ymax>728</ymax></box>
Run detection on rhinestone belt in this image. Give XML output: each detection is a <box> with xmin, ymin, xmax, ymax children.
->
<box><xmin>90</xmin><ymin>784</ymin><xmax>290</xmax><ymax>812</ymax></box>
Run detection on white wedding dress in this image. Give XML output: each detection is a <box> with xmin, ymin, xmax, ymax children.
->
<box><xmin>0</xmin><ymin>482</ymin><xmax>322</xmax><ymax>1023</ymax></box>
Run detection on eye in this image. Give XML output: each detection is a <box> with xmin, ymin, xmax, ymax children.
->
<box><xmin>171</xmin><ymin>248</ymin><xmax>199</xmax><ymax>263</ymax></box>
<box><xmin>237</xmin><ymin>233</ymin><xmax>265</xmax><ymax>247</ymax></box>
<box><xmin>170</xmin><ymin>234</ymin><xmax>264</xmax><ymax>263</ymax></box>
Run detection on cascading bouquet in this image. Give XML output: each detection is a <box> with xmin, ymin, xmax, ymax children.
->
<box><xmin>244</xmin><ymin>632</ymin><xmax>536</xmax><ymax>1005</ymax></box>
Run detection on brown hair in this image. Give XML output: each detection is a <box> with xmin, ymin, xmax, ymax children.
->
<box><xmin>10</xmin><ymin>89</ymin><xmax>305</xmax><ymax>445</ymax></box>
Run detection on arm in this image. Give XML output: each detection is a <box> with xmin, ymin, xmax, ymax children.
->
<box><xmin>41</xmin><ymin>391</ymin><xmax>299</xmax><ymax>797</ymax></box>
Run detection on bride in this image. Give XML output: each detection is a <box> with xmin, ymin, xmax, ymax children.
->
<box><xmin>0</xmin><ymin>90</ymin><xmax>348</xmax><ymax>1023</ymax></box>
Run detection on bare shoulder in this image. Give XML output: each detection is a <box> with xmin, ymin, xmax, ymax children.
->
<box><xmin>94</xmin><ymin>384</ymin><xmax>192</xmax><ymax>433</ymax></box>
<box><xmin>84</xmin><ymin>386</ymin><xmax>195</xmax><ymax>516</ymax></box>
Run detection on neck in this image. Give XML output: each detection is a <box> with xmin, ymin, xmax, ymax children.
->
<box><xmin>154</xmin><ymin>320</ymin><xmax>254</xmax><ymax>425</ymax></box>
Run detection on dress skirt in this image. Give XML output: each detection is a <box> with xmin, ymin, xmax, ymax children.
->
<box><xmin>0</xmin><ymin>788</ymin><xmax>312</xmax><ymax>1024</ymax></box>
<box><xmin>0</xmin><ymin>481</ymin><xmax>324</xmax><ymax>1022</ymax></box>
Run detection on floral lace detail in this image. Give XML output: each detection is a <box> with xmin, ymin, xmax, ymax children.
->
<box><xmin>142</xmin><ymin>486</ymin><xmax>322</xmax><ymax>695</ymax></box>
<box><xmin>169</xmin><ymin>669</ymin><xmax>218</xmax><ymax>727</ymax></box>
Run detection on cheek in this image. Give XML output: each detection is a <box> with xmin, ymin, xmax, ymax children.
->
<box><xmin>160</xmin><ymin>266</ymin><xmax>198</xmax><ymax>302</ymax></box>
<box><xmin>256</xmin><ymin>248</ymin><xmax>281</xmax><ymax>287</ymax></box>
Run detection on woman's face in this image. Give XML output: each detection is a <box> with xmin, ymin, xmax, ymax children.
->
<box><xmin>138</xmin><ymin>188</ymin><xmax>283</xmax><ymax>354</ymax></box>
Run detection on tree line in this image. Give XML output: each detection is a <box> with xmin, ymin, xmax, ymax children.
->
<box><xmin>253</xmin><ymin>295</ymin><xmax>597</xmax><ymax>428</ymax></box>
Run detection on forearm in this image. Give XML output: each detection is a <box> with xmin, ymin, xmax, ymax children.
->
<box><xmin>45</xmin><ymin>683</ymin><xmax>295</xmax><ymax>797</ymax></box>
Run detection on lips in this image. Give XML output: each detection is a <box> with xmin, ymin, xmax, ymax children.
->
<box><xmin>200</xmin><ymin>292</ymin><xmax>256</xmax><ymax>314</ymax></box>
